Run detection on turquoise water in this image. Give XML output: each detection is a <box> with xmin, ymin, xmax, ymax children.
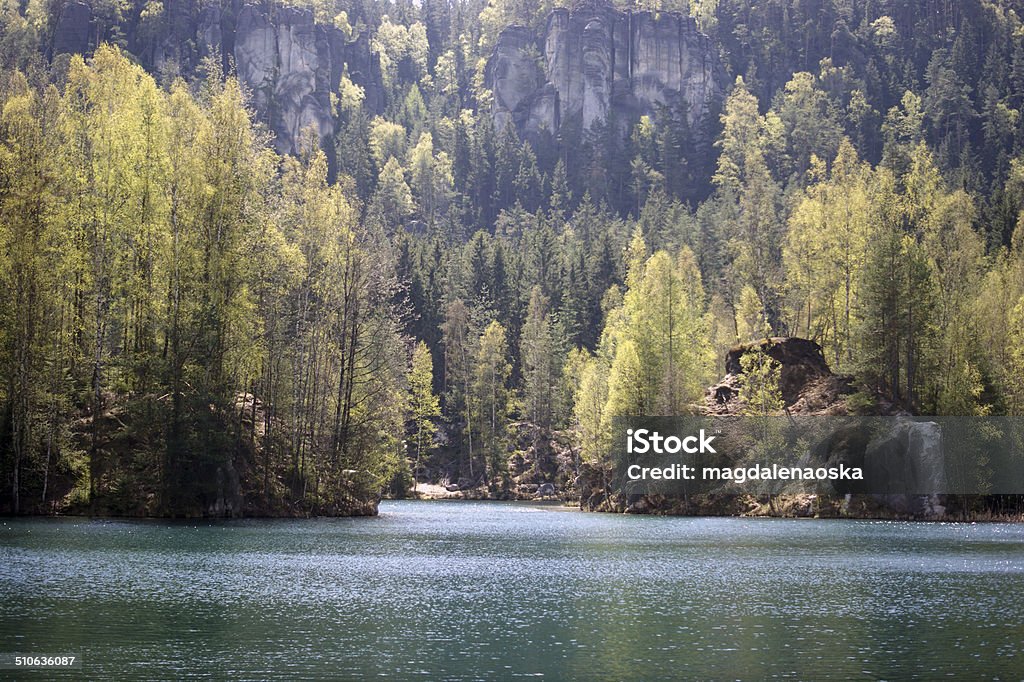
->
<box><xmin>1</xmin><ymin>501</ymin><xmax>1023</xmax><ymax>679</ymax></box>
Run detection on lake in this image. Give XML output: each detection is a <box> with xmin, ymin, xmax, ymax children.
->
<box><xmin>1</xmin><ymin>501</ymin><xmax>1023</xmax><ymax>679</ymax></box>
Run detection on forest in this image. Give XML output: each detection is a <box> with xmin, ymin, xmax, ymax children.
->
<box><xmin>2</xmin><ymin>0</ymin><xmax>1024</xmax><ymax>515</ymax></box>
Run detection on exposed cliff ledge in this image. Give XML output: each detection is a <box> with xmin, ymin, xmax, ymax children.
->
<box><xmin>486</xmin><ymin>5</ymin><xmax>725</xmax><ymax>140</ymax></box>
<box><xmin>50</xmin><ymin>0</ymin><xmax>383</xmax><ymax>160</ymax></box>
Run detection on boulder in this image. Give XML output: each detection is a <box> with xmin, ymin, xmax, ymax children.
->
<box><xmin>724</xmin><ymin>337</ymin><xmax>831</xmax><ymax>400</ymax></box>
<box><xmin>864</xmin><ymin>419</ymin><xmax>945</xmax><ymax>495</ymax></box>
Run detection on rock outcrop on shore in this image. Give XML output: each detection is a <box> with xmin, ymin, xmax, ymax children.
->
<box><xmin>576</xmin><ymin>337</ymin><xmax>994</xmax><ymax>520</ymax></box>
<box><xmin>706</xmin><ymin>337</ymin><xmax>855</xmax><ymax>416</ymax></box>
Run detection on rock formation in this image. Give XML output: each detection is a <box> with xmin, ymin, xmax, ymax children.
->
<box><xmin>48</xmin><ymin>0</ymin><xmax>384</xmax><ymax>161</ymax></box>
<box><xmin>50</xmin><ymin>1</ymin><xmax>91</xmax><ymax>58</ymax></box>
<box><xmin>233</xmin><ymin>6</ymin><xmax>333</xmax><ymax>157</ymax></box>
<box><xmin>486</xmin><ymin>4</ymin><xmax>725</xmax><ymax>140</ymax></box>
<box><xmin>48</xmin><ymin>1</ymin><xmax>722</xmax><ymax>158</ymax></box>
<box><xmin>706</xmin><ymin>337</ymin><xmax>854</xmax><ymax>415</ymax></box>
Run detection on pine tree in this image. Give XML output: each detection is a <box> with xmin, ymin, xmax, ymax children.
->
<box><xmin>855</xmin><ymin>170</ymin><xmax>937</xmax><ymax>408</ymax></box>
<box><xmin>521</xmin><ymin>287</ymin><xmax>559</xmax><ymax>431</ymax></box>
<box><xmin>441</xmin><ymin>298</ymin><xmax>475</xmax><ymax>477</ymax></box>
<box><xmin>548</xmin><ymin>159</ymin><xmax>572</xmax><ymax>226</ymax></box>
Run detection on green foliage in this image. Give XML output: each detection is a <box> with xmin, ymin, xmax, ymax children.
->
<box><xmin>570</xmin><ymin>237</ymin><xmax>714</xmax><ymax>464</ymax></box>
<box><xmin>784</xmin><ymin>141</ymin><xmax>873</xmax><ymax>370</ymax></box>
<box><xmin>471</xmin><ymin>320</ymin><xmax>512</xmax><ymax>486</ymax></box>
<box><xmin>737</xmin><ymin>350</ymin><xmax>783</xmax><ymax>416</ymax></box>
<box><xmin>369</xmin><ymin>117</ymin><xmax>407</xmax><ymax>169</ymax></box>
<box><xmin>772</xmin><ymin>71</ymin><xmax>843</xmax><ymax>180</ymax></box>
<box><xmin>0</xmin><ymin>47</ymin><xmax>407</xmax><ymax>515</ymax></box>
<box><xmin>373</xmin><ymin>16</ymin><xmax>429</xmax><ymax>87</ymax></box>
<box><xmin>854</xmin><ymin>184</ymin><xmax>937</xmax><ymax>409</ymax></box>
<box><xmin>520</xmin><ymin>287</ymin><xmax>561</xmax><ymax>431</ymax></box>
<box><xmin>374</xmin><ymin>156</ymin><xmax>414</xmax><ymax>224</ymax></box>
<box><xmin>8</xmin><ymin>0</ymin><xmax>1024</xmax><ymax>500</ymax></box>
<box><xmin>408</xmin><ymin>341</ymin><xmax>440</xmax><ymax>490</ymax></box>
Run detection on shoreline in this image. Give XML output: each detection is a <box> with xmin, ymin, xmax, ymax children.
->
<box><xmin>5</xmin><ymin>495</ymin><xmax>1024</xmax><ymax>523</ymax></box>
<box><xmin>3</xmin><ymin>505</ymin><xmax>1022</xmax><ymax>523</ymax></box>
<box><xmin>398</xmin><ymin>493</ymin><xmax>1024</xmax><ymax>523</ymax></box>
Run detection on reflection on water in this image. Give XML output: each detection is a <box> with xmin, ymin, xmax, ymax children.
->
<box><xmin>1</xmin><ymin>501</ymin><xmax>1023</xmax><ymax>679</ymax></box>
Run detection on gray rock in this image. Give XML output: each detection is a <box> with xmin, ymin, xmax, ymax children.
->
<box><xmin>486</xmin><ymin>6</ymin><xmax>725</xmax><ymax>140</ymax></box>
<box><xmin>196</xmin><ymin>7</ymin><xmax>223</xmax><ymax>63</ymax></box>
<box><xmin>581</xmin><ymin>16</ymin><xmax>611</xmax><ymax>129</ymax></box>
<box><xmin>864</xmin><ymin>419</ymin><xmax>946</xmax><ymax>494</ymax></box>
<box><xmin>230</xmin><ymin>6</ymin><xmax>382</xmax><ymax>160</ymax></box>
<box><xmin>234</xmin><ymin>6</ymin><xmax>331</xmax><ymax>157</ymax></box>
<box><xmin>234</xmin><ymin>5</ymin><xmax>276</xmax><ymax>115</ymax></box>
<box><xmin>122</xmin><ymin>2</ymin><xmax>383</xmax><ymax>162</ymax></box>
<box><xmin>489</xmin><ymin>26</ymin><xmax>544</xmax><ymax>133</ymax></box>
<box><xmin>51</xmin><ymin>1</ymin><xmax>91</xmax><ymax>57</ymax></box>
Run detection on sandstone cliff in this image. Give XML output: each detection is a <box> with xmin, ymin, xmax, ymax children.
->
<box><xmin>50</xmin><ymin>1</ymin><xmax>724</xmax><ymax>157</ymax></box>
<box><xmin>486</xmin><ymin>5</ymin><xmax>725</xmax><ymax>140</ymax></box>
<box><xmin>50</xmin><ymin>0</ymin><xmax>383</xmax><ymax>160</ymax></box>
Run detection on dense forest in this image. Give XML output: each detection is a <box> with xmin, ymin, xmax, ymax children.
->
<box><xmin>2</xmin><ymin>0</ymin><xmax>1024</xmax><ymax>515</ymax></box>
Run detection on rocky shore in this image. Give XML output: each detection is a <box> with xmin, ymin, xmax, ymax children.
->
<box><xmin>575</xmin><ymin>338</ymin><xmax>1024</xmax><ymax>522</ymax></box>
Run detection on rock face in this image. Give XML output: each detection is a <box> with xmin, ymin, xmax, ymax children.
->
<box><xmin>486</xmin><ymin>5</ymin><xmax>725</xmax><ymax>140</ymax></box>
<box><xmin>707</xmin><ymin>337</ymin><xmax>854</xmax><ymax>415</ymax></box>
<box><xmin>50</xmin><ymin>1</ymin><xmax>91</xmax><ymax>58</ymax></box>
<box><xmin>203</xmin><ymin>5</ymin><xmax>383</xmax><ymax>159</ymax></box>
<box><xmin>864</xmin><ymin>419</ymin><xmax>946</xmax><ymax>504</ymax></box>
<box><xmin>50</xmin><ymin>0</ymin><xmax>383</xmax><ymax>161</ymax></box>
<box><xmin>234</xmin><ymin>6</ymin><xmax>338</xmax><ymax>157</ymax></box>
